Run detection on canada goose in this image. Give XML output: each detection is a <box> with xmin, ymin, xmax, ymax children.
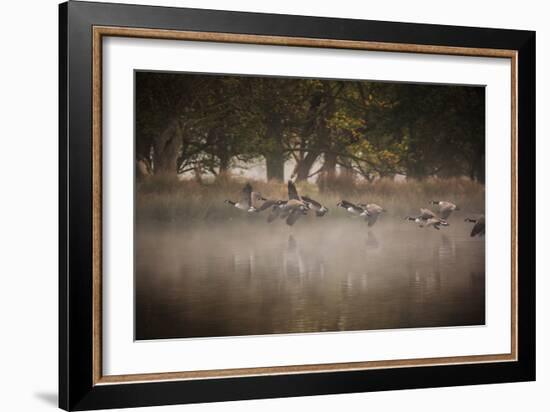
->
<box><xmin>406</xmin><ymin>208</ymin><xmax>436</xmax><ymax>221</ymax></box>
<box><xmin>257</xmin><ymin>199</ymin><xmax>287</xmax><ymax>223</ymax></box>
<box><xmin>336</xmin><ymin>200</ymin><xmax>365</xmax><ymax>216</ymax></box>
<box><xmin>465</xmin><ymin>215</ymin><xmax>485</xmax><ymax>237</ymax></box>
<box><xmin>302</xmin><ymin>195</ymin><xmax>329</xmax><ymax>217</ymax></box>
<box><xmin>358</xmin><ymin>203</ymin><xmax>386</xmax><ymax>227</ymax></box>
<box><xmin>430</xmin><ymin>200</ymin><xmax>459</xmax><ymax>219</ymax></box>
<box><xmin>280</xmin><ymin>181</ymin><xmax>309</xmax><ymax>226</ymax></box>
<box><xmin>423</xmin><ymin>217</ymin><xmax>450</xmax><ymax>230</ymax></box>
<box><xmin>405</xmin><ymin>208</ymin><xmax>449</xmax><ymax>230</ymax></box>
<box><xmin>224</xmin><ymin>183</ymin><xmax>259</xmax><ymax>212</ymax></box>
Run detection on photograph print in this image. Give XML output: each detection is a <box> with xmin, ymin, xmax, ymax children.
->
<box><xmin>134</xmin><ymin>71</ymin><xmax>486</xmax><ymax>340</ymax></box>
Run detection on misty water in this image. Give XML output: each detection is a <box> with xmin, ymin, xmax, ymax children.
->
<box><xmin>135</xmin><ymin>218</ymin><xmax>485</xmax><ymax>340</ymax></box>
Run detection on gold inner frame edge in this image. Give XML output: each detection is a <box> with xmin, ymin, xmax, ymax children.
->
<box><xmin>91</xmin><ymin>25</ymin><xmax>518</xmax><ymax>386</ymax></box>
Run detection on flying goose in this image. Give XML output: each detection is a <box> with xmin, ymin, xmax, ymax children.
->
<box><xmin>257</xmin><ymin>199</ymin><xmax>287</xmax><ymax>222</ymax></box>
<box><xmin>301</xmin><ymin>195</ymin><xmax>329</xmax><ymax>217</ymax></box>
<box><xmin>405</xmin><ymin>207</ymin><xmax>434</xmax><ymax>224</ymax></box>
<box><xmin>465</xmin><ymin>215</ymin><xmax>485</xmax><ymax>237</ymax></box>
<box><xmin>224</xmin><ymin>183</ymin><xmax>256</xmax><ymax>212</ymax></box>
<box><xmin>336</xmin><ymin>200</ymin><xmax>365</xmax><ymax>216</ymax></box>
<box><xmin>358</xmin><ymin>203</ymin><xmax>386</xmax><ymax>227</ymax></box>
<box><xmin>279</xmin><ymin>181</ymin><xmax>309</xmax><ymax>226</ymax></box>
<box><xmin>405</xmin><ymin>208</ymin><xmax>449</xmax><ymax>230</ymax></box>
<box><xmin>422</xmin><ymin>217</ymin><xmax>450</xmax><ymax>230</ymax></box>
<box><xmin>429</xmin><ymin>200</ymin><xmax>459</xmax><ymax>220</ymax></box>
<box><xmin>405</xmin><ymin>207</ymin><xmax>436</xmax><ymax>222</ymax></box>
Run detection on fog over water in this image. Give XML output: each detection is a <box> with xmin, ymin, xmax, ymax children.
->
<box><xmin>135</xmin><ymin>217</ymin><xmax>485</xmax><ymax>340</ymax></box>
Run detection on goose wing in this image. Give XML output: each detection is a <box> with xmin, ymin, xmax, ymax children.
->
<box><xmin>338</xmin><ymin>200</ymin><xmax>354</xmax><ymax>208</ymax></box>
<box><xmin>339</xmin><ymin>200</ymin><xmax>363</xmax><ymax>214</ymax></box>
<box><xmin>439</xmin><ymin>208</ymin><xmax>452</xmax><ymax>219</ymax></box>
<box><xmin>425</xmin><ymin>218</ymin><xmax>441</xmax><ymax>230</ymax></box>
<box><xmin>420</xmin><ymin>208</ymin><xmax>436</xmax><ymax>219</ymax></box>
<box><xmin>301</xmin><ymin>195</ymin><xmax>320</xmax><ymax>208</ymax></box>
<box><xmin>250</xmin><ymin>191</ymin><xmax>265</xmax><ymax>209</ymax></box>
<box><xmin>439</xmin><ymin>201</ymin><xmax>455</xmax><ymax>210</ymax></box>
<box><xmin>257</xmin><ymin>199</ymin><xmax>279</xmax><ymax>212</ymax></box>
<box><xmin>288</xmin><ymin>180</ymin><xmax>301</xmax><ymax>201</ymax></box>
<box><xmin>285</xmin><ymin>209</ymin><xmax>303</xmax><ymax>226</ymax></box>
<box><xmin>367</xmin><ymin>204</ymin><xmax>384</xmax><ymax>215</ymax></box>
<box><xmin>240</xmin><ymin>183</ymin><xmax>253</xmax><ymax>208</ymax></box>
<box><xmin>302</xmin><ymin>195</ymin><xmax>328</xmax><ymax>216</ymax></box>
<box><xmin>267</xmin><ymin>204</ymin><xmax>283</xmax><ymax>222</ymax></box>
<box><xmin>470</xmin><ymin>216</ymin><xmax>485</xmax><ymax>237</ymax></box>
<box><xmin>366</xmin><ymin>213</ymin><xmax>379</xmax><ymax>227</ymax></box>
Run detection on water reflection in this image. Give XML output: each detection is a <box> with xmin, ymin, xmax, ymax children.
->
<box><xmin>135</xmin><ymin>221</ymin><xmax>485</xmax><ymax>340</ymax></box>
<box><xmin>365</xmin><ymin>231</ymin><xmax>380</xmax><ymax>251</ymax></box>
<box><xmin>284</xmin><ymin>235</ymin><xmax>304</xmax><ymax>278</ymax></box>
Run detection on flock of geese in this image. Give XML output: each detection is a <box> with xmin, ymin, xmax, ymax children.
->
<box><xmin>224</xmin><ymin>181</ymin><xmax>485</xmax><ymax>237</ymax></box>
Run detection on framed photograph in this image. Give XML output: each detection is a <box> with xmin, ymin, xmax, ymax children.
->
<box><xmin>59</xmin><ymin>1</ymin><xmax>535</xmax><ymax>410</ymax></box>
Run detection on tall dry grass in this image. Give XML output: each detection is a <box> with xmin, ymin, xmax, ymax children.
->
<box><xmin>136</xmin><ymin>174</ymin><xmax>485</xmax><ymax>223</ymax></box>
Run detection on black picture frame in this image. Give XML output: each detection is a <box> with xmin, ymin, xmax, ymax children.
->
<box><xmin>59</xmin><ymin>1</ymin><xmax>536</xmax><ymax>410</ymax></box>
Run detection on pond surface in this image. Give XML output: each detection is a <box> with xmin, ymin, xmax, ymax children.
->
<box><xmin>135</xmin><ymin>218</ymin><xmax>485</xmax><ymax>340</ymax></box>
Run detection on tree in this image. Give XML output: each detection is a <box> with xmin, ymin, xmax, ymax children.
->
<box><xmin>135</xmin><ymin>72</ymin><xmax>486</xmax><ymax>185</ymax></box>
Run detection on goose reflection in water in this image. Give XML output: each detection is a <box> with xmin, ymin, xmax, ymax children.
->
<box><xmin>283</xmin><ymin>234</ymin><xmax>329</xmax><ymax>282</ymax></box>
<box><xmin>283</xmin><ymin>235</ymin><xmax>305</xmax><ymax>278</ymax></box>
<box><xmin>365</xmin><ymin>231</ymin><xmax>380</xmax><ymax>251</ymax></box>
<box><xmin>434</xmin><ymin>234</ymin><xmax>456</xmax><ymax>264</ymax></box>
<box><xmin>233</xmin><ymin>250</ymin><xmax>255</xmax><ymax>281</ymax></box>
<box><xmin>407</xmin><ymin>263</ymin><xmax>442</xmax><ymax>300</ymax></box>
<box><xmin>135</xmin><ymin>220</ymin><xmax>485</xmax><ymax>339</ymax></box>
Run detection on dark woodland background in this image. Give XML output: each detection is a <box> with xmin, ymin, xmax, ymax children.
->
<box><xmin>135</xmin><ymin>72</ymin><xmax>485</xmax><ymax>190</ymax></box>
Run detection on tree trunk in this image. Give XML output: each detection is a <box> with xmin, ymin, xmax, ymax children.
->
<box><xmin>264</xmin><ymin>119</ymin><xmax>285</xmax><ymax>182</ymax></box>
<box><xmin>151</xmin><ymin>122</ymin><xmax>182</xmax><ymax>177</ymax></box>
<box><xmin>406</xmin><ymin>123</ymin><xmax>425</xmax><ymax>179</ymax></box>
<box><xmin>193</xmin><ymin>164</ymin><xmax>203</xmax><ymax>184</ymax></box>
<box><xmin>295</xmin><ymin>151</ymin><xmax>319</xmax><ymax>182</ymax></box>
<box><xmin>218</xmin><ymin>155</ymin><xmax>230</xmax><ymax>177</ymax></box>
<box><xmin>323</xmin><ymin>152</ymin><xmax>337</xmax><ymax>177</ymax></box>
<box><xmin>318</xmin><ymin>152</ymin><xmax>337</xmax><ymax>192</ymax></box>
<box><xmin>266</xmin><ymin>152</ymin><xmax>284</xmax><ymax>181</ymax></box>
<box><xmin>152</xmin><ymin>139</ymin><xmax>179</xmax><ymax>176</ymax></box>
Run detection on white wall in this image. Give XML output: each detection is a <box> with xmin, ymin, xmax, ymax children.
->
<box><xmin>0</xmin><ymin>1</ymin><xmax>546</xmax><ymax>411</ymax></box>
